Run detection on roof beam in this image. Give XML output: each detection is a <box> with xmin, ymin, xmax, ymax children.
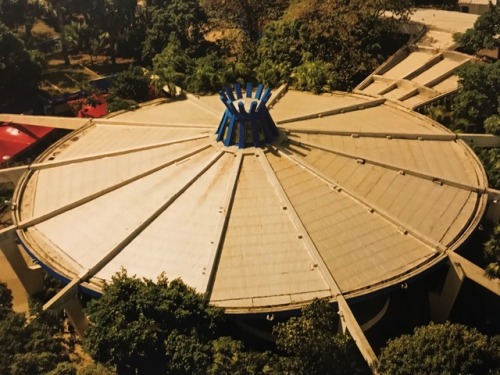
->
<box><xmin>276</xmin><ymin>98</ymin><xmax>386</xmax><ymax>125</ymax></box>
<box><xmin>447</xmin><ymin>252</ymin><xmax>500</xmax><ymax>296</ymax></box>
<box><xmin>204</xmin><ymin>152</ymin><xmax>243</xmax><ymax>298</ymax></box>
<box><xmin>0</xmin><ymin>114</ymin><xmax>90</xmax><ymax>130</ymax></box>
<box><xmin>288</xmin><ymin>139</ymin><xmax>487</xmax><ymax>194</ymax></box>
<box><xmin>28</xmin><ymin>134</ymin><xmax>210</xmax><ymax>172</ymax></box>
<box><xmin>17</xmin><ymin>144</ymin><xmax>211</xmax><ymax>228</ymax></box>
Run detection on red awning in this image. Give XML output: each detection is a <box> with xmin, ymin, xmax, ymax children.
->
<box><xmin>0</xmin><ymin>123</ymin><xmax>53</xmax><ymax>162</ymax></box>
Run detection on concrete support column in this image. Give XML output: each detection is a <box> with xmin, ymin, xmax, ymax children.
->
<box><xmin>0</xmin><ymin>233</ymin><xmax>44</xmax><ymax>297</ymax></box>
<box><xmin>64</xmin><ymin>295</ymin><xmax>90</xmax><ymax>340</ymax></box>
<box><xmin>429</xmin><ymin>261</ymin><xmax>465</xmax><ymax>322</ymax></box>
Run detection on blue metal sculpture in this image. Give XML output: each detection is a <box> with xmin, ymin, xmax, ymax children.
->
<box><xmin>216</xmin><ymin>83</ymin><xmax>278</xmax><ymax>148</ymax></box>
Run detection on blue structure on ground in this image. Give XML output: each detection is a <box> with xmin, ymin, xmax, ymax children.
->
<box><xmin>216</xmin><ymin>83</ymin><xmax>279</xmax><ymax>148</ymax></box>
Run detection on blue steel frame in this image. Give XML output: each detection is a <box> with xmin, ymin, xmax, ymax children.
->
<box><xmin>216</xmin><ymin>83</ymin><xmax>279</xmax><ymax>148</ymax></box>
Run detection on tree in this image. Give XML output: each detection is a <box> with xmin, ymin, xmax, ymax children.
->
<box><xmin>0</xmin><ymin>0</ymin><xmax>42</xmax><ymax>46</ymax></box>
<box><xmin>455</xmin><ymin>4</ymin><xmax>500</xmax><ymax>54</ymax></box>
<box><xmin>109</xmin><ymin>65</ymin><xmax>150</xmax><ymax>102</ymax></box>
<box><xmin>0</xmin><ymin>22</ymin><xmax>44</xmax><ymax>108</ymax></box>
<box><xmin>101</xmin><ymin>0</ymin><xmax>137</xmax><ymax>64</ymax></box>
<box><xmin>273</xmin><ymin>299</ymin><xmax>370</xmax><ymax>375</ymax></box>
<box><xmin>142</xmin><ymin>0</ymin><xmax>208</xmax><ymax>63</ymax></box>
<box><xmin>208</xmin><ymin>336</ymin><xmax>282</xmax><ymax>374</ymax></box>
<box><xmin>453</xmin><ymin>61</ymin><xmax>500</xmax><ymax>132</ymax></box>
<box><xmin>201</xmin><ymin>0</ymin><xmax>290</xmax><ymax>42</ymax></box>
<box><xmin>0</xmin><ymin>283</ymin><xmax>71</xmax><ymax>375</ymax></box>
<box><xmin>84</xmin><ymin>270</ymin><xmax>224</xmax><ymax>375</ymax></box>
<box><xmin>376</xmin><ymin>322</ymin><xmax>500</xmax><ymax>375</ymax></box>
<box><xmin>483</xmin><ymin>222</ymin><xmax>500</xmax><ymax>278</ymax></box>
<box><xmin>0</xmin><ymin>282</ymin><xmax>12</xmax><ymax>320</ymax></box>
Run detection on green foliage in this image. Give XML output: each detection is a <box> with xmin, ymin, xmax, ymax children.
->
<box><xmin>0</xmin><ymin>282</ymin><xmax>13</xmax><ymax>320</ymax></box>
<box><xmin>255</xmin><ymin>0</ymin><xmax>412</xmax><ymax>92</ymax></box>
<box><xmin>109</xmin><ymin>65</ymin><xmax>150</xmax><ymax>103</ymax></box>
<box><xmin>46</xmin><ymin>362</ymin><xmax>77</xmax><ymax>375</ymax></box>
<box><xmin>0</xmin><ymin>22</ymin><xmax>44</xmax><ymax>107</ymax></box>
<box><xmin>453</xmin><ymin>61</ymin><xmax>500</xmax><ymax>131</ymax></box>
<box><xmin>483</xmin><ymin>222</ymin><xmax>500</xmax><ymax>278</ymax></box>
<box><xmin>76</xmin><ymin>363</ymin><xmax>115</xmax><ymax>375</ymax></box>
<box><xmin>455</xmin><ymin>4</ymin><xmax>500</xmax><ymax>54</ymax></box>
<box><xmin>292</xmin><ymin>57</ymin><xmax>336</xmax><ymax>94</ymax></box>
<box><xmin>0</xmin><ymin>300</ymin><xmax>68</xmax><ymax>375</ymax></box>
<box><xmin>84</xmin><ymin>270</ymin><xmax>224</xmax><ymax>375</ymax></box>
<box><xmin>377</xmin><ymin>322</ymin><xmax>500</xmax><ymax>375</ymax></box>
<box><xmin>201</xmin><ymin>0</ymin><xmax>290</xmax><ymax>42</ymax></box>
<box><xmin>273</xmin><ymin>299</ymin><xmax>370</xmax><ymax>375</ymax></box>
<box><xmin>142</xmin><ymin>0</ymin><xmax>208</xmax><ymax>63</ymax></box>
<box><xmin>208</xmin><ymin>336</ymin><xmax>282</xmax><ymax>374</ymax></box>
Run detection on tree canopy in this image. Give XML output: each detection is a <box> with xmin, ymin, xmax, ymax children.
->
<box><xmin>0</xmin><ymin>22</ymin><xmax>44</xmax><ymax>108</ymax></box>
<box><xmin>455</xmin><ymin>4</ymin><xmax>500</xmax><ymax>54</ymax></box>
<box><xmin>84</xmin><ymin>270</ymin><xmax>225</xmax><ymax>374</ymax></box>
<box><xmin>0</xmin><ymin>282</ymin><xmax>72</xmax><ymax>375</ymax></box>
<box><xmin>273</xmin><ymin>299</ymin><xmax>370</xmax><ymax>375</ymax></box>
<box><xmin>376</xmin><ymin>322</ymin><xmax>500</xmax><ymax>375</ymax></box>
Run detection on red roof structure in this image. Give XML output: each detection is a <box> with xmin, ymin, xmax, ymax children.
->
<box><xmin>0</xmin><ymin>122</ymin><xmax>53</xmax><ymax>163</ymax></box>
<box><xmin>68</xmin><ymin>94</ymin><xmax>108</xmax><ymax>118</ymax></box>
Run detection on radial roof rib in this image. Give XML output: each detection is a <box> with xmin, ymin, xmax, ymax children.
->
<box><xmin>0</xmin><ymin>114</ymin><xmax>90</xmax><ymax>130</ymax></box>
<box><xmin>287</xmin><ymin>138</ymin><xmax>484</xmax><ymax>192</ymax></box>
<box><xmin>281</xmin><ymin>104</ymin><xmax>444</xmax><ymax>135</ymax></box>
<box><xmin>210</xmin><ymin>152</ymin><xmax>331</xmax><ymax>311</ymax></box>
<box><xmin>287</xmin><ymin>128</ymin><xmax>458</xmax><ymax>141</ymax></box>
<box><xmin>94</xmin><ymin>118</ymin><xmax>215</xmax><ymax>129</ymax></box>
<box><xmin>0</xmin><ymin>165</ymin><xmax>28</xmax><ymax>185</ymax></box>
<box><xmin>270</xmin><ymin>91</ymin><xmax>371</xmax><ymax>123</ymax></box>
<box><xmin>110</xmin><ymin>99</ymin><xmax>220</xmax><ymax>126</ymax></box>
<box><xmin>267</xmin><ymin>148</ymin><xmax>438</xmax><ymax>294</ymax></box>
<box><xmin>186</xmin><ymin>93</ymin><xmax>223</xmax><ymax>116</ymax></box>
<box><xmin>28</xmin><ymin>134</ymin><xmax>210</xmax><ymax>171</ymax></box>
<box><xmin>448</xmin><ymin>252</ymin><xmax>500</xmax><ymax>296</ymax></box>
<box><xmin>204</xmin><ymin>152</ymin><xmax>244</xmax><ymax>297</ymax></box>
<box><xmin>276</xmin><ymin>98</ymin><xmax>386</xmax><ymax>125</ymax></box>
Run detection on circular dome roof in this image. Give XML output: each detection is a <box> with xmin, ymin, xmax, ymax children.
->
<box><xmin>13</xmin><ymin>87</ymin><xmax>488</xmax><ymax>313</ymax></box>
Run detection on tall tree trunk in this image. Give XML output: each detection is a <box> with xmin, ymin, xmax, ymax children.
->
<box><xmin>55</xmin><ymin>1</ymin><xmax>70</xmax><ymax>65</ymax></box>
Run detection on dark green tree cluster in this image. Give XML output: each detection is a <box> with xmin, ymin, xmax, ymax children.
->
<box><xmin>483</xmin><ymin>223</ymin><xmax>500</xmax><ymax>278</ymax></box>
<box><xmin>256</xmin><ymin>0</ymin><xmax>412</xmax><ymax>92</ymax></box>
<box><xmin>84</xmin><ymin>270</ymin><xmax>285</xmax><ymax>374</ymax></box>
<box><xmin>273</xmin><ymin>299</ymin><xmax>370</xmax><ymax>375</ymax></box>
<box><xmin>1</xmin><ymin>0</ymin><xmax>415</xmax><ymax>99</ymax></box>
<box><xmin>83</xmin><ymin>272</ymin><xmax>369</xmax><ymax>375</ymax></box>
<box><xmin>455</xmin><ymin>3</ymin><xmax>500</xmax><ymax>55</ymax></box>
<box><xmin>376</xmin><ymin>322</ymin><xmax>500</xmax><ymax>375</ymax></box>
<box><xmin>0</xmin><ymin>282</ymin><xmax>71</xmax><ymax>374</ymax></box>
<box><xmin>0</xmin><ymin>22</ymin><xmax>44</xmax><ymax>108</ymax></box>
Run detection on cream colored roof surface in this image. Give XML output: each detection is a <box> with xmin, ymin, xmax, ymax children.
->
<box><xmin>13</xmin><ymin>89</ymin><xmax>488</xmax><ymax>313</ymax></box>
<box><xmin>356</xmin><ymin>46</ymin><xmax>472</xmax><ymax>109</ymax></box>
